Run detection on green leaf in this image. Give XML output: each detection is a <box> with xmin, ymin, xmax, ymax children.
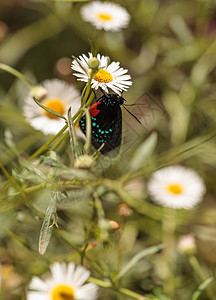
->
<box><xmin>39</xmin><ymin>193</ymin><xmax>58</xmax><ymax>255</ymax></box>
<box><xmin>192</xmin><ymin>277</ymin><xmax>214</xmax><ymax>300</ymax></box>
<box><xmin>115</xmin><ymin>244</ymin><xmax>164</xmax><ymax>280</ymax></box>
<box><xmin>89</xmin><ymin>40</ymin><xmax>97</xmax><ymax>57</ymax></box>
<box><xmin>33</xmin><ymin>98</ymin><xmax>67</xmax><ymax>120</ymax></box>
<box><xmin>67</xmin><ymin>107</ymin><xmax>82</xmax><ymax>159</ymax></box>
<box><xmin>129</xmin><ymin>132</ymin><xmax>158</xmax><ymax>171</ymax></box>
<box><xmin>79</xmin><ymin>108</ymin><xmax>92</xmax><ymax>155</ymax></box>
<box><xmin>4</xmin><ymin>129</ymin><xmax>19</xmax><ymax>157</ymax></box>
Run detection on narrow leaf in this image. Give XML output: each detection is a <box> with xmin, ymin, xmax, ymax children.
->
<box><xmin>4</xmin><ymin>129</ymin><xmax>19</xmax><ymax>156</ymax></box>
<box><xmin>33</xmin><ymin>98</ymin><xmax>67</xmax><ymax>120</ymax></box>
<box><xmin>192</xmin><ymin>277</ymin><xmax>214</xmax><ymax>300</ymax></box>
<box><xmin>39</xmin><ymin>197</ymin><xmax>57</xmax><ymax>255</ymax></box>
<box><xmin>80</xmin><ymin>108</ymin><xmax>92</xmax><ymax>155</ymax></box>
<box><xmin>115</xmin><ymin>244</ymin><xmax>164</xmax><ymax>280</ymax></box>
<box><xmin>89</xmin><ymin>40</ymin><xmax>97</xmax><ymax>57</ymax></box>
<box><xmin>67</xmin><ymin>107</ymin><xmax>82</xmax><ymax>159</ymax></box>
<box><xmin>129</xmin><ymin>132</ymin><xmax>158</xmax><ymax>171</ymax></box>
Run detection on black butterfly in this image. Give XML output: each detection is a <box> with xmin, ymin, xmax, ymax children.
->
<box><xmin>79</xmin><ymin>92</ymin><xmax>165</xmax><ymax>155</ymax></box>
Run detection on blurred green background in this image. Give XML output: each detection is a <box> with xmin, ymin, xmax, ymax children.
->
<box><xmin>1</xmin><ymin>0</ymin><xmax>216</xmax><ymax>299</ymax></box>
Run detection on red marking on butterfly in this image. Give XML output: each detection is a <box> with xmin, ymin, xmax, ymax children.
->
<box><xmin>89</xmin><ymin>102</ymin><xmax>100</xmax><ymax>117</ymax></box>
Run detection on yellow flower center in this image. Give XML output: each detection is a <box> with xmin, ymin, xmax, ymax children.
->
<box><xmin>94</xmin><ymin>69</ymin><xmax>113</xmax><ymax>83</ymax></box>
<box><xmin>43</xmin><ymin>98</ymin><xmax>65</xmax><ymax>119</ymax></box>
<box><xmin>52</xmin><ymin>285</ymin><xmax>75</xmax><ymax>300</ymax></box>
<box><xmin>97</xmin><ymin>13</ymin><xmax>112</xmax><ymax>21</ymax></box>
<box><xmin>167</xmin><ymin>184</ymin><xmax>183</xmax><ymax>195</ymax></box>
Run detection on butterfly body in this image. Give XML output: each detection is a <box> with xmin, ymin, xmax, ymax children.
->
<box><xmin>79</xmin><ymin>94</ymin><xmax>125</xmax><ymax>154</ymax></box>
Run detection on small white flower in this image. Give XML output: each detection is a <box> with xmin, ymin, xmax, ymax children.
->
<box><xmin>178</xmin><ymin>234</ymin><xmax>196</xmax><ymax>254</ymax></box>
<box><xmin>27</xmin><ymin>262</ymin><xmax>98</xmax><ymax>300</ymax></box>
<box><xmin>147</xmin><ymin>165</ymin><xmax>206</xmax><ymax>209</ymax></box>
<box><xmin>81</xmin><ymin>1</ymin><xmax>130</xmax><ymax>32</ymax></box>
<box><xmin>71</xmin><ymin>53</ymin><xmax>132</xmax><ymax>95</ymax></box>
<box><xmin>23</xmin><ymin>79</ymin><xmax>81</xmax><ymax>135</ymax></box>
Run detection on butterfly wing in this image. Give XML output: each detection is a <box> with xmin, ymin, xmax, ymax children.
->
<box><xmin>120</xmin><ymin>93</ymin><xmax>167</xmax><ymax>155</ymax></box>
<box><xmin>79</xmin><ymin>101</ymin><xmax>122</xmax><ymax>155</ymax></box>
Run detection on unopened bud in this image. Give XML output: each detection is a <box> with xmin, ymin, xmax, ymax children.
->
<box><xmin>88</xmin><ymin>57</ymin><xmax>99</xmax><ymax>69</ymax></box>
<box><xmin>31</xmin><ymin>85</ymin><xmax>47</xmax><ymax>101</ymax></box>
<box><xmin>118</xmin><ymin>203</ymin><xmax>133</xmax><ymax>217</ymax></box>
<box><xmin>178</xmin><ymin>234</ymin><xmax>196</xmax><ymax>255</ymax></box>
<box><xmin>109</xmin><ymin>220</ymin><xmax>119</xmax><ymax>232</ymax></box>
<box><xmin>74</xmin><ymin>155</ymin><xmax>95</xmax><ymax>170</ymax></box>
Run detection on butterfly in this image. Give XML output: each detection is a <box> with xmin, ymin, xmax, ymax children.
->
<box><xmin>79</xmin><ymin>92</ymin><xmax>165</xmax><ymax>155</ymax></box>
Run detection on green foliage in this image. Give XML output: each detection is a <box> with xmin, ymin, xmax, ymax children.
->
<box><xmin>1</xmin><ymin>0</ymin><xmax>216</xmax><ymax>299</ymax></box>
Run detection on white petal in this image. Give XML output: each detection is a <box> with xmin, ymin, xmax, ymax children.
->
<box><xmin>50</xmin><ymin>262</ymin><xmax>67</xmax><ymax>283</ymax></box>
<box><xmin>65</xmin><ymin>262</ymin><xmax>76</xmax><ymax>282</ymax></box>
<box><xmin>26</xmin><ymin>291</ymin><xmax>49</xmax><ymax>300</ymax></box>
<box><xmin>71</xmin><ymin>265</ymin><xmax>90</xmax><ymax>287</ymax></box>
<box><xmin>29</xmin><ymin>277</ymin><xmax>49</xmax><ymax>292</ymax></box>
<box><xmin>75</xmin><ymin>283</ymin><xmax>98</xmax><ymax>300</ymax></box>
<box><xmin>81</xmin><ymin>1</ymin><xmax>130</xmax><ymax>32</ymax></box>
<box><xmin>23</xmin><ymin>79</ymin><xmax>81</xmax><ymax>135</ymax></box>
<box><xmin>147</xmin><ymin>165</ymin><xmax>206</xmax><ymax>209</ymax></box>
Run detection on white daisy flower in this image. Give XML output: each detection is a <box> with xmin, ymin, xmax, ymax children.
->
<box><xmin>71</xmin><ymin>53</ymin><xmax>132</xmax><ymax>95</ymax></box>
<box><xmin>27</xmin><ymin>262</ymin><xmax>98</xmax><ymax>300</ymax></box>
<box><xmin>80</xmin><ymin>1</ymin><xmax>130</xmax><ymax>32</ymax></box>
<box><xmin>23</xmin><ymin>79</ymin><xmax>81</xmax><ymax>135</ymax></box>
<box><xmin>147</xmin><ymin>165</ymin><xmax>206</xmax><ymax>209</ymax></box>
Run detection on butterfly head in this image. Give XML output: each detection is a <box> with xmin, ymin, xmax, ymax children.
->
<box><xmin>100</xmin><ymin>93</ymin><xmax>125</xmax><ymax>106</ymax></box>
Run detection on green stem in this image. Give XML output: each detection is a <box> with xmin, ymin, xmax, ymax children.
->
<box><xmin>0</xmin><ymin>161</ymin><xmax>20</xmax><ymax>189</ymax></box>
<box><xmin>56</xmin><ymin>229</ymin><xmax>81</xmax><ymax>253</ymax></box>
<box><xmin>189</xmin><ymin>255</ymin><xmax>215</xmax><ymax>299</ymax></box>
<box><xmin>10</xmin><ymin>183</ymin><xmax>46</xmax><ymax>198</ymax></box>
<box><xmin>88</xmin><ymin>277</ymin><xmax>149</xmax><ymax>299</ymax></box>
<box><xmin>80</xmin><ymin>108</ymin><xmax>92</xmax><ymax>154</ymax></box>
<box><xmin>51</xmin><ymin>131</ymin><xmax>69</xmax><ymax>151</ymax></box>
<box><xmin>28</xmin><ymin>124</ymin><xmax>68</xmax><ymax>161</ymax></box>
<box><xmin>0</xmin><ymin>63</ymin><xmax>34</xmax><ymax>88</ymax></box>
<box><xmin>80</xmin><ymin>211</ymin><xmax>95</xmax><ymax>265</ymax></box>
<box><xmin>50</xmin><ymin>108</ymin><xmax>84</xmax><ymax>152</ymax></box>
<box><xmin>85</xmin><ymin>91</ymin><xmax>95</xmax><ymax>108</ymax></box>
<box><xmin>81</xmin><ymin>71</ymin><xmax>95</xmax><ymax>106</ymax></box>
<box><xmin>119</xmin><ymin>287</ymin><xmax>148</xmax><ymax>299</ymax></box>
<box><xmin>162</xmin><ymin>208</ymin><xmax>176</xmax><ymax>297</ymax></box>
<box><xmin>88</xmin><ymin>277</ymin><xmax>112</xmax><ymax>288</ymax></box>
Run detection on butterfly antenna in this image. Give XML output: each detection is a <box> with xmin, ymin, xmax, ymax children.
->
<box><xmin>99</xmin><ymin>87</ymin><xmax>107</xmax><ymax>95</ymax></box>
<box><xmin>124</xmin><ymin>103</ymin><xmax>137</xmax><ymax>106</ymax></box>
<box><xmin>123</xmin><ymin>105</ymin><xmax>143</xmax><ymax>125</ymax></box>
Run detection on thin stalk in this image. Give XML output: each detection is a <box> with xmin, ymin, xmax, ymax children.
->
<box><xmin>28</xmin><ymin>124</ymin><xmax>68</xmax><ymax>161</ymax></box>
<box><xmin>49</xmin><ymin>109</ymin><xmax>83</xmax><ymax>152</ymax></box>
<box><xmin>189</xmin><ymin>255</ymin><xmax>215</xmax><ymax>299</ymax></box>
<box><xmin>84</xmin><ymin>90</ymin><xmax>95</xmax><ymax>108</ymax></box>
<box><xmin>117</xmin><ymin>218</ymin><xmax>125</xmax><ymax>300</ymax></box>
<box><xmin>51</xmin><ymin>131</ymin><xmax>69</xmax><ymax>151</ymax></box>
<box><xmin>0</xmin><ymin>63</ymin><xmax>34</xmax><ymax>88</ymax></box>
<box><xmin>0</xmin><ymin>161</ymin><xmax>21</xmax><ymax>191</ymax></box>
<box><xmin>80</xmin><ymin>217</ymin><xmax>95</xmax><ymax>265</ymax></box>
<box><xmin>80</xmin><ymin>108</ymin><xmax>92</xmax><ymax>154</ymax></box>
<box><xmin>81</xmin><ymin>70</ymin><xmax>96</xmax><ymax>106</ymax></box>
<box><xmin>162</xmin><ymin>208</ymin><xmax>177</xmax><ymax>297</ymax></box>
<box><xmin>9</xmin><ymin>183</ymin><xmax>47</xmax><ymax>198</ymax></box>
<box><xmin>88</xmin><ymin>277</ymin><xmax>149</xmax><ymax>299</ymax></box>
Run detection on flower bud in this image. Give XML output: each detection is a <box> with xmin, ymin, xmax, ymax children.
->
<box><xmin>88</xmin><ymin>57</ymin><xmax>99</xmax><ymax>69</ymax></box>
<box><xmin>118</xmin><ymin>203</ymin><xmax>133</xmax><ymax>217</ymax></box>
<box><xmin>178</xmin><ymin>234</ymin><xmax>196</xmax><ymax>255</ymax></box>
<box><xmin>108</xmin><ymin>220</ymin><xmax>119</xmax><ymax>232</ymax></box>
<box><xmin>30</xmin><ymin>85</ymin><xmax>47</xmax><ymax>101</ymax></box>
<box><xmin>74</xmin><ymin>155</ymin><xmax>95</xmax><ymax>170</ymax></box>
